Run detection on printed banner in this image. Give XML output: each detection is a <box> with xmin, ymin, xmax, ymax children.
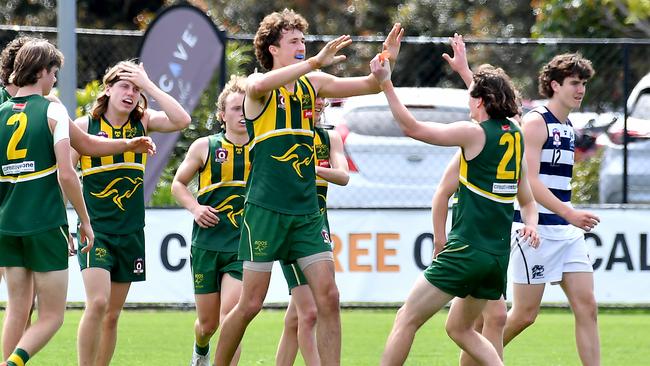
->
<box><xmin>1</xmin><ymin>208</ymin><xmax>648</xmax><ymax>304</ymax></box>
<box><xmin>138</xmin><ymin>5</ymin><xmax>226</xmax><ymax>202</ymax></box>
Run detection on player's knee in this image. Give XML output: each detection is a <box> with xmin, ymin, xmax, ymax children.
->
<box><xmin>238</xmin><ymin>298</ymin><xmax>264</xmax><ymax>320</ymax></box>
<box><xmin>86</xmin><ymin>295</ymin><xmax>109</xmax><ymax>314</ymax></box>
<box><xmin>445</xmin><ymin>322</ymin><xmax>469</xmax><ymax>343</ymax></box>
<box><xmin>513</xmin><ymin>310</ymin><xmax>537</xmax><ymax>328</ymax></box>
<box><xmin>198</xmin><ymin>317</ymin><xmax>219</xmax><ymax>336</ymax></box>
<box><xmin>314</xmin><ymin>285</ymin><xmax>339</xmax><ymax>314</ymax></box>
<box><xmin>574</xmin><ymin>296</ymin><xmax>598</xmax><ymax>322</ymax></box>
<box><xmin>298</xmin><ymin>306</ymin><xmax>318</xmax><ymax>330</ymax></box>
<box><xmin>484</xmin><ymin>309</ymin><xmax>507</xmax><ymax>329</ymax></box>
<box><xmin>103</xmin><ymin>311</ymin><xmax>122</xmax><ymax>329</ymax></box>
<box><xmin>284</xmin><ymin>310</ymin><xmax>299</xmax><ymax>330</ymax></box>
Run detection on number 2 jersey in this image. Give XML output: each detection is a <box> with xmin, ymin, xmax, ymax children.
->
<box><xmin>0</xmin><ymin>95</ymin><xmax>67</xmax><ymax>235</ymax></box>
<box><xmin>79</xmin><ymin>115</ymin><xmax>147</xmax><ymax>234</ymax></box>
<box><xmin>448</xmin><ymin>118</ymin><xmax>524</xmax><ymax>255</ymax></box>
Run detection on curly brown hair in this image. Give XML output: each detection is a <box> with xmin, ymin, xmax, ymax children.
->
<box><xmin>90</xmin><ymin>60</ymin><xmax>147</xmax><ymax>121</ymax></box>
<box><xmin>470</xmin><ymin>64</ymin><xmax>519</xmax><ymax>119</ymax></box>
<box><xmin>0</xmin><ymin>36</ymin><xmax>34</xmax><ymax>86</ymax></box>
<box><xmin>538</xmin><ymin>53</ymin><xmax>594</xmax><ymax>98</ymax></box>
<box><xmin>254</xmin><ymin>9</ymin><xmax>308</xmax><ymax>71</ymax></box>
<box><xmin>11</xmin><ymin>39</ymin><xmax>63</xmax><ymax>87</ymax></box>
<box><xmin>216</xmin><ymin>75</ymin><xmax>246</xmax><ymax>129</ymax></box>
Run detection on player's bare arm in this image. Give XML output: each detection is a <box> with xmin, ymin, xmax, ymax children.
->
<box><xmin>432</xmin><ymin>151</ymin><xmax>461</xmax><ymax>257</ymax></box>
<box><xmin>118</xmin><ymin>63</ymin><xmax>191</xmax><ymax>132</ymax></box>
<box><xmin>315</xmin><ymin>130</ymin><xmax>349</xmax><ymax>186</ymax></box>
<box><xmin>171</xmin><ymin>137</ymin><xmax>220</xmax><ymax>229</ymax></box>
<box><xmin>312</xmin><ymin>23</ymin><xmax>404</xmax><ymax>98</ymax></box>
<box><xmin>370</xmin><ymin>56</ymin><xmax>483</xmax><ymax>151</ymax></box>
<box><xmin>515</xmin><ymin>160</ymin><xmax>540</xmax><ymax>248</ymax></box>
<box><xmin>522</xmin><ymin>113</ymin><xmax>599</xmax><ymax>231</ymax></box>
<box><xmin>442</xmin><ymin>33</ymin><xmax>472</xmax><ymax>87</ymax></box>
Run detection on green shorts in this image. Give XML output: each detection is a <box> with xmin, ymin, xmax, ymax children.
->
<box><xmin>280</xmin><ymin>261</ymin><xmax>308</xmax><ymax>294</ymax></box>
<box><xmin>238</xmin><ymin>203</ymin><xmax>331</xmax><ymax>263</ymax></box>
<box><xmin>78</xmin><ymin>229</ymin><xmax>146</xmax><ymax>283</ymax></box>
<box><xmin>423</xmin><ymin>240</ymin><xmax>509</xmax><ymax>300</ymax></box>
<box><xmin>191</xmin><ymin>246</ymin><xmax>243</xmax><ymax>294</ymax></box>
<box><xmin>0</xmin><ymin>225</ymin><xmax>69</xmax><ymax>272</ymax></box>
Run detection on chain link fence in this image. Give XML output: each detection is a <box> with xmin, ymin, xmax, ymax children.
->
<box><xmin>1</xmin><ymin>26</ymin><xmax>649</xmax><ymax>206</ymax></box>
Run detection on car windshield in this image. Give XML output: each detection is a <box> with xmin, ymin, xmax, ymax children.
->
<box><xmin>631</xmin><ymin>92</ymin><xmax>650</xmax><ymax>119</ymax></box>
<box><xmin>345</xmin><ymin>106</ymin><xmax>469</xmax><ymax>137</ymax></box>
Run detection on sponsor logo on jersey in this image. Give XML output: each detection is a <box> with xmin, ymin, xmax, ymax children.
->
<box><xmin>492</xmin><ymin>182</ymin><xmax>518</xmax><ymax>194</ymax></box>
<box><xmin>552</xmin><ymin>128</ymin><xmax>561</xmax><ymax>147</ymax></box>
<box><xmin>91</xmin><ymin>176</ymin><xmax>144</xmax><ymax>211</ymax></box>
<box><xmin>271</xmin><ymin>143</ymin><xmax>314</xmax><ymax>178</ymax></box>
<box><xmin>133</xmin><ymin>258</ymin><xmax>145</xmax><ymax>274</ymax></box>
<box><xmin>315</xmin><ymin>143</ymin><xmax>329</xmax><ymax>160</ymax></box>
<box><xmin>215</xmin><ymin>147</ymin><xmax>228</xmax><ymax>163</ymax></box>
<box><xmin>12</xmin><ymin>102</ymin><xmax>26</xmax><ymax>112</ymax></box>
<box><xmin>2</xmin><ymin>161</ymin><xmax>35</xmax><ymax>175</ymax></box>
<box><xmin>97</xmin><ymin>131</ymin><xmax>109</xmax><ymax>138</ymax></box>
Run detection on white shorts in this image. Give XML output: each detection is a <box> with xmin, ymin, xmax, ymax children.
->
<box><xmin>509</xmin><ymin>231</ymin><xmax>593</xmax><ymax>284</ymax></box>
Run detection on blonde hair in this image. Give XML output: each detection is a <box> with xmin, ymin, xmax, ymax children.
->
<box><xmin>216</xmin><ymin>75</ymin><xmax>246</xmax><ymax>129</ymax></box>
<box><xmin>90</xmin><ymin>60</ymin><xmax>148</xmax><ymax>121</ymax></box>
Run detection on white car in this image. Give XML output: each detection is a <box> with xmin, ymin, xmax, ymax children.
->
<box><xmin>327</xmin><ymin>87</ymin><xmax>470</xmax><ymax>208</ymax></box>
<box><xmin>599</xmin><ymin>72</ymin><xmax>650</xmax><ymax>203</ymax></box>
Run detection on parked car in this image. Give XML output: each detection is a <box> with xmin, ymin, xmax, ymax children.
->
<box><xmin>599</xmin><ymin>72</ymin><xmax>650</xmax><ymax>203</ymax></box>
<box><xmin>327</xmin><ymin>87</ymin><xmax>470</xmax><ymax>208</ymax></box>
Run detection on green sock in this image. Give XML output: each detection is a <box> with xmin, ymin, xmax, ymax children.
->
<box><xmin>195</xmin><ymin>342</ymin><xmax>210</xmax><ymax>356</ymax></box>
<box><xmin>7</xmin><ymin>348</ymin><xmax>30</xmax><ymax>365</ymax></box>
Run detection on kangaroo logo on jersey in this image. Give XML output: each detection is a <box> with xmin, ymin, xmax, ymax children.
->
<box><xmin>91</xmin><ymin>176</ymin><xmax>144</xmax><ymax>211</ymax></box>
<box><xmin>271</xmin><ymin>143</ymin><xmax>314</xmax><ymax>178</ymax></box>
<box><xmin>215</xmin><ymin>147</ymin><xmax>228</xmax><ymax>163</ymax></box>
<box><xmin>214</xmin><ymin>194</ymin><xmax>245</xmax><ymax>227</ymax></box>
<box><xmin>531</xmin><ymin>264</ymin><xmax>545</xmax><ymax>279</ymax></box>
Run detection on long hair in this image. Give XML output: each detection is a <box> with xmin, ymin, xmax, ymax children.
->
<box><xmin>470</xmin><ymin>64</ymin><xmax>519</xmax><ymax>119</ymax></box>
<box><xmin>90</xmin><ymin>60</ymin><xmax>148</xmax><ymax>121</ymax></box>
<box><xmin>0</xmin><ymin>36</ymin><xmax>34</xmax><ymax>86</ymax></box>
<box><xmin>538</xmin><ymin>53</ymin><xmax>594</xmax><ymax>98</ymax></box>
<box><xmin>11</xmin><ymin>39</ymin><xmax>63</xmax><ymax>87</ymax></box>
<box><xmin>254</xmin><ymin>9</ymin><xmax>308</xmax><ymax>71</ymax></box>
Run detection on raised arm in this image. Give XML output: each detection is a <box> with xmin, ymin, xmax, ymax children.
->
<box><xmin>369</xmin><ymin>55</ymin><xmax>483</xmax><ymax>150</ymax></box>
<box><xmin>521</xmin><ymin>113</ymin><xmax>599</xmax><ymax>231</ymax></box>
<box><xmin>514</xmin><ymin>159</ymin><xmax>540</xmax><ymax>248</ymax></box>
<box><xmin>118</xmin><ymin>63</ymin><xmax>191</xmax><ymax>133</ymax></box>
<box><xmin>432</xmin><ymin>151</ymin><xmax>461</xmax><ymax>258</ymax></box>
<box><xmin>315</xmin><ymin>129</ymin><xmax>349</xmax><ymax>186</ymax></box>
<box><xmin>312</xmin><ymin>23</ymin><xmax>404</xmax><ymax>98</ymax></box>
<box><xmin>171</xmin><ymin>138</ymin><xmax>219</xmax><ymax>229</ymax></box>
<box><xmin>442</xmin><ymin>33</ymin><xmax>473</xmax><ymax>88</ymax></box>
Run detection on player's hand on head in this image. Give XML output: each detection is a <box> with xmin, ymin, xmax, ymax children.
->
<box><xmin>117</xmin><ymin>62</ymin><xmax>150</xmax><ymax>88</ymax></box>
<box><xmin>568</xmin><ymin>210</ymin><xmax>600</xmax><ymax>232</ymax></box>
<box><xmin>127</xmin><ymin>136</ymin><xmax>157</xmax><ymax>155</ymax></box>
<box><xmin>442</xmin><ymin>33</ymin><xmax>468</xmax><ymax>73</ymax></box>
<box><xmin>369</xmin><ymin>54</ymin><xmax>391</xmax><ymax>83</ymax></box>
<box><xmin>311</xmin><ymin>35</ymin><xmax>352</xmax><ymax>68</ymax></box>
<box><xmin>382</xmin><ymin>23</ymin><xmax>404</xmax><ymax>64</ymax></box>
<box><xmin>78</xmin><ymin>221</ymin><xmax>95</xmax><ymax>253</ymax></box>
<box><xmin>192</xmin><ymin>205</ymin><xmax>220</xmax><ymax>228</ymax></box>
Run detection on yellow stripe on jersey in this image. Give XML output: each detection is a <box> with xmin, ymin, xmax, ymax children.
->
<box><xmin>199</xmin><ymin>155</ymin><xmax>212</xmax><ymax>191</ymax></box>
<box><xmin>198</xmin><ymin>181</ymin><xmax>247</xmax><ymax>196</ymax></box>
<box><xmin>458</xmin><ymin>154</ymin><xmax>515</xmax><ymax>204</ymax></box>
<box><xmin>0</xmin><ymin>164</ymin><xmax>57</xmax><ymax>183</ymax></box>
<box><xmin>250</xmin><ymin>128</ymin><xmax>313</xmax><ymax>150</ymax></box>
<box><xmin>81</xmin><ymin>162</ymin><xmax>144</xmax><ymax>177</ymax></box>
<box><xmin>100</xmin><ymin>121</ymin><xmax>114</xmax><ymax>166</ymax></box>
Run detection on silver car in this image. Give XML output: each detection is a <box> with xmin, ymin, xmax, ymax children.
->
<box><xmin>327</xmin><ymin>87</ymin><xmax>470</xmax><ymax>208</ymax></box>
<box><xmin>599</xmin><ymin>72</ymin><xmax>650</xmax><ymax>203</ymax></box>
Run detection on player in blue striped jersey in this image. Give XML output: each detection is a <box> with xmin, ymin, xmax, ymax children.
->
<box><xmin>505</xmin><ymin>53</ymin><xmax>601</xmax><ymax>366</ymax></box>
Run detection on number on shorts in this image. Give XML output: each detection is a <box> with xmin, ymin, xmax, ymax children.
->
<box><xmin>6</xmin><ymin>112</ymin><xmax>28</xmax><ymax>160</ymax></box>
<box><xmin>496</xmin><ymin>132</ymin><xmax>521</xmax><ymax>180</ymax></box>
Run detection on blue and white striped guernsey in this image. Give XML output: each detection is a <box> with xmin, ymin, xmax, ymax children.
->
<box><xmin>514</xmin><ymin>106</ymin><xmax>582</xmax><ymax>239</ymax></box>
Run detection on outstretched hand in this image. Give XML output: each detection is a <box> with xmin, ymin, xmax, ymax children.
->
<box><xmin>310</xmin><ymin>35</ymin><xmax>352</xmax><ymax>69</ymax></box>
<box><xmin>382</xmin><ymin>23</ymin><xmax>404</xmax><ymax>65</ymax></box>
<box><xmin>369</xmin><ymin>53</ymin><xmax>392</xmax><ymax>84</ymax></box>
<box><xmin>442</xmin><ymin>33</ymin><xmax>469</xmax><ymax>74</ymax></box>
<box><xmin>127</xmin><ymin>136</ymin><xmax>157</xmax><ymax>155</ymax></box>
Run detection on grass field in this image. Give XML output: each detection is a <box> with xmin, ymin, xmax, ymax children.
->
<box><xmin>1</xmin><ymin>308</ymin><xmax>648</xmax><ymax>365</ymax></box>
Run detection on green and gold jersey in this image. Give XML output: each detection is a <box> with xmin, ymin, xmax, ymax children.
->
<box><xmin>79</xmin><ymin>115</ymin><xmax>146</xmax><ymax>234</ymax></box>
<box><xmin>245</xmin><ymin>75</ymin><xmax>318</xmax><ymax>215</ymax></box>
<box><xmin>0</xmin><ymin>95</ymin><xmax>67</xmax><ymax>235</ymax></box>
<box><xmin>448</xmin><ymin>119</ymin><xmax>523</xmax><ymax>255</ymax></box>
<box><xmin>193</xmin><ymin>133</ymin><xmax>251</xmax><ymax>252</ymax></box>
<box><xmin>314</xmin><ymin>127</ymin><xmax>330</xmax><ymax>214</ymax></box>
<box><xmin>0</xmin><ymin>87</ymin><xmax>11</xmax><ymax>104</ymax></box>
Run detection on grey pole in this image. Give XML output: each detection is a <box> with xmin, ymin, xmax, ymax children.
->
<box><xmin>57</xmin><ymin>0</ymin><xmax>76</xmax><ymax>116</ymax></box>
